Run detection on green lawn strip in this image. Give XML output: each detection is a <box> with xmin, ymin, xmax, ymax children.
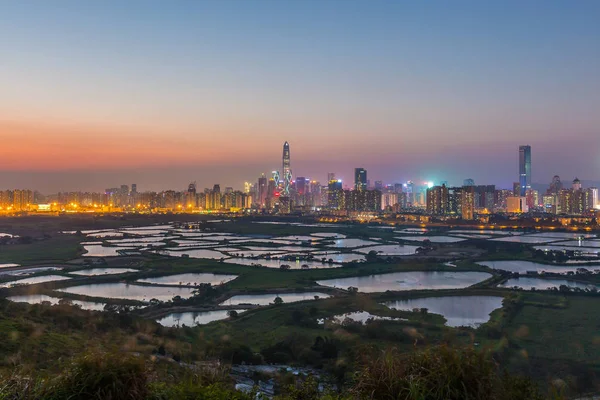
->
<box><xmin>0</xmin><ymin>235</ymin><xmax>83</xmax><ymax>265</ymax></box>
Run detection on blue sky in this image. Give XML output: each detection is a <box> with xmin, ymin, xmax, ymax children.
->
<box><xmin>0</xmin><ymin>0</ymin><xmax>598</xmax><ymax>191</ymax></box>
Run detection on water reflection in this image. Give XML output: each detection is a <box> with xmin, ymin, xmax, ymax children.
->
<box><xmin>219</xmin><ymin>292</ymin><xmax>330</xmax><ymax>306</ymax></box>
<box><xmin>7</xmin><ymin>294</ymin><xmax>105</xmax><ymax>310</ymax></box>
<box><xmin>477</xmin><ymin>260</ymin><xmax>584</xmax><ymax>274</ymax></box>
<box><xmin>499</xmin><ymin>277</ymin><xmax>598</xmax><ymax>291</ymax></box>
<box><xmin>57</xmin><ymin>283</ymin><xmax>196</xmax><ymax>302</ymax></box>
<box><xmin>70</xmin><ymin>268</ymin><xmax>139</xmax><ymax>276</ymax></box>
<box><xmin>384</xmin><ymin>296</ymin><xmax>504</xmax><ymax>327</ymax></box>
<box><xmin>137</xmin><ymin>273</ymin><xmax>237</xmax><ymax>286</ymax></box>
<box><xmin>355</xmin><ymin>245</ymin><xmax>420</xmax><ymax>256</ymax></box>
<box><xmin>0</xmin><ymin>275</ymin><xmax>71</xmax><ymax>288</ymax></box>
<box><xmin>317</xmin><ymin>271</ymin><xmax>492</xmax><ymax>293</ymax></box>
<box><xmin>222</xmin><ymin>258</ymin><xmax>340</xmax><ymax>269</ymax></box>
<box><xmin>157</xmin><ymin>309</ymin><xmax>244</xmax><ymax>327</ymax></box>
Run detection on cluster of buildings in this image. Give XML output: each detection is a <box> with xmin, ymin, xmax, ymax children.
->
<box><xmin>0</xmin><ymin>189</ymin><xmax>36</xmax><ymax>212</ymax></box>
<box><xmin>0</xmin><ymin>143</ymin><xmax>598</xmax><ymax>219</ymax></box>
<box><xmin>423</xmin><ymin>146</ymin><xmax>599</xmax><ymax>219</ymax></box>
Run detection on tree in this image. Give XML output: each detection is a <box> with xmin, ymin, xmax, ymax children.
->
<box><xmin>347</xmin><ymin>286</ymin><xmax>359</xmax><ymax>295</ymax></box>
<box><xmin>366</xmin><ymin>250</ymin><xmax>379</xmax><ymax>262</ymax></box>
<box><xmin>273</xmin><ymin>296</ymin><xmax>284</xmax><ymax>305</ymax></box>
<box><xmin>149</xmin><ymin>298</ymin><xmax>161</xmax><ymax>306</ymax></box>
<box><xmin>227</xmin><ymin>310</ymin><xmax>239</xmax><ymax>318</ymax></box>
<box><xmin>58</xmin><ymin>298</ymin><xmax>73</xmax><ymax>306</ymax></box>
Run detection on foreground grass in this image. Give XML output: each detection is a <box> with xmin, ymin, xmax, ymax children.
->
<box><xmin>502</xmin><ymin>296</ymin><xmax>600</xmax><ymax>390</ymax></box>
<box><xmin>0</xmin><ymin>347</ymin><xmax>561</xmax><ymax>400</ymax></box>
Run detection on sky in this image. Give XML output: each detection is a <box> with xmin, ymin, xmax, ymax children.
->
<box><xmin>0</xmin><ymin>0</ymin><xmax>599</xmax><ymax>193</ymax></box>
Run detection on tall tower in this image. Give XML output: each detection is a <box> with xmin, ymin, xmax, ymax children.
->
<box><xmin>258</xmin><ymin>174</ymin><xmax>267</xmax><ymax>207</ymax></box>
<box><xmin>354</xmin><ymin>168</ymin><xmax>367</xmax><ymax>191</ymax></box>
<box><xmin>519</xmin><ymin>145</ymin><xmax>531</xmax><ymax>196</ymax></box>
<box><xmin>282</xmin><ymin>141</ymin><xmax>292</xmax><ymax>195</ymax></box>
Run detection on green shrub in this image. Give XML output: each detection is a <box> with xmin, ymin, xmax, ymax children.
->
<box><xmin>148</xmin><ymin>382</ymin><xmax>252</xmax><ymax>400</ymax></box>
<box><xmin>41</xmin><ymin>352</ymin><xmax>148</xmax><ymax>400</ymax></box>
<box><xmin>0</xmin><ymin>352</ymin><xmax>147</xmax><ymax>400</ymax></box>
<box><xmin>351</xmin><ymin>346</ymin><xmax>550</xmax><ymax>400</ymax></box>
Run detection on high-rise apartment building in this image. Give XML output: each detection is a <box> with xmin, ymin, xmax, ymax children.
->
<box><xmin>586</xmin><ymin>187</ymin><xmax>599</xmax><ymax>209</ymax></box>
<box><xmin>328</xmin><ymin>179</ymin><xmax>343</xmax><ymax>210</ymax></box>
<box><xmin>295</xmin><ymin>177</ymin><xmax>308</xmax><ymax>206</ymax></box>
<box><xmin>186</xmin><ymin>182</ymin><xmax>197</xmax><ymax>208</ymax></box>
<box><xmin>461</xmin><ymin>186</ymin><xmax>475</xmax><ymax>220</ymax></box>
<box><xmin>426</xmin><ymin>185</ymin><xmax>449</xmax><ymax>215</ymax></box>
<box><xmin>519</xmin><ymin>145</ymin><xmax>531</xmax><ymax>196</ymax></box>
<box><xmin>381</xmin><ymin>192</ymin><xmax>398</xmax><ymax>210</ymax></box>
<box><xmin>474</xmin><ymin>185</ymin><xmax>495</xmax><ymax>210</ymax></box>
<box><xmin>354</xmin><ymin>168</ymin><xmax>367</xmax><ymax>191</ymax></box>
<box><xmin>507</xmin><ymin>196</ymin><xmax>528</xmax><ymax>213</ymax></box>
<box><xmin>495</xmin><ymin>189</ymin><xmax>513</xmax><ymax>210</ymax></box>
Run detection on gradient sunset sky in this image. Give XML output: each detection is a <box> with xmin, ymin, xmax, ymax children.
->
<box><xmin>1</xmin><ymin>0</ymin><xmax>599</xmax><ymax>192</ymax></box>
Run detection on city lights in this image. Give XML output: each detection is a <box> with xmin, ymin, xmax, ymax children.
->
<box><xmin>0</xmin><ymin>142</ymin><xmax>597</xmax><ymax>224</ymax></box>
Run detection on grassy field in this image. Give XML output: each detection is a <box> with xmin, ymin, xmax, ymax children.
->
<box><xmin>0</xmin><ymin>235</ymin><xmax>83</xmax><ymax>265</ymax></box>
<box><xmin>0</xmin><ymin>216</ymin><xmax>599</xmax><ymax>395</ymax></box>
<box><xmin>503</xmin><ymin>296</ymin><xmax>600</xmax><ymax>382</ymax></box>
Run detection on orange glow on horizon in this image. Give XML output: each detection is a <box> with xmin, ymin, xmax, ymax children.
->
<box><xmin>0</xmin><ymin>119</ymin><xmax>275</xmax><ymax>170</ymax></box>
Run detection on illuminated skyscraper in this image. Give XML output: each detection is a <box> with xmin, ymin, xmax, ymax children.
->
<box><xmin>519</xmin><ymin>145</ymin><xmax>531</xmax><ymax>196</ymax></box>
<box><xmin>296</xmin><ymin>177</ymin><xmax>308</xmax><ymax>206</ymax></box>
<box><xmin>258</xmin><ymin>174</ymin><xmax>267</xmax><ymax>207</ymax></box>
<box><xmin>461</xmin><ymin>186</ymin><xmax>475</xmax><ymax>220</ymax></box>
<box><xmin>426</xmin><ymin>185</ymin><xmax>449</xmax><ymax>215</ymax></box>
<box><xmin>186</xmin><ymin>182</ymin><xmax>197</xmax><ymax>208</ymax></box>
<box><xmin>586</xmin><ymin>187</ymin><xmax>599</xmax><ymax>209</ymax></box>
<box><xmin>354</xmin><ymin>168</ymin><xmax>367</xmax><ymax>191</ymax></box>
<box><xmin>328</xmin><ymin>179</ymin><xmax>343</xmax><ymax>210</ymax></box>
<box><xmin>282</xmin><ymin>141</ymin><xmax>292</xmax><ymax>195</ymax></box>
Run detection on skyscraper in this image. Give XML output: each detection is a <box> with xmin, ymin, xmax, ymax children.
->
<box><xmin>186</xmin><ymin>182</ymin><xmax>197</xmax><ymax>208</ymax></box>
<box><xmin>328</xmin><ymin>179</ymin><xmax>343</xmax><ymax>210</ymax></box>
<box><xmin>295</xmin><ymin>176</ymin><xmax>308</xmax><ymax>206</ymax></box>
<box><xmin>548</xmin><ymin>175</ymin><xmax>563</xmax><ymax>195</ymax></box>
<box><xmin>282</xmin><ymin>141</ymin><xmax>292</xmax><ymax>195</ymax></box>
<box><xmin>354</xmin><ymin>168</ymin><xmax>367</xmax><ymax>191</ymax></box>
<box><xmin>519</xmin><ymin>145</ymin><xmax>531</xmax><ymax>196</ymax></box>
<box><xmin>258</xmin><ymin>174</ymin><xmax>267</xmax><ymax>207</ymax></box>
<box><xmin>426</xmin><ymin>185</ymin><xmax>449</xmax><ymax>215</ymax></box>
<box><xmin>461</xmin><ymin>186</ymin><xmax>475</xmax><ymax>220</ymax></box>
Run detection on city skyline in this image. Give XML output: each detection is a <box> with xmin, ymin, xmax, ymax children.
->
<box><xmin>1</xmin><ymin>140</ymin><xmax>598</xmax><ymax>214</ymax></box>
<box><xmin>1</xmin><ymin>141</ymin><xmax>600</xmax><ymax>194</ymax></box>
<box><xmin>1</xmin><ymin>1</ymin><xmax>599</xmax><ymax>191</ymax></box>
